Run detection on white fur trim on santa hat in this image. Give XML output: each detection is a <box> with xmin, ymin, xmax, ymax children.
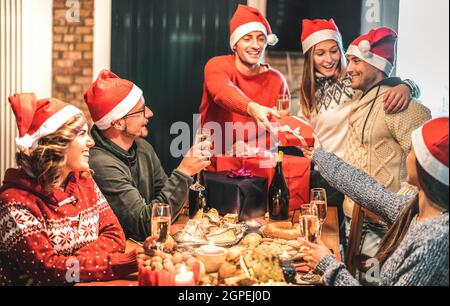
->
<box><xmin>302</xmin><ymin>29</ymin><xmax>342</xmax><ymax>53</ymax></box>
<box><xmin>15</xmin><ymin>104</ymin><xmax>82</xmax><ymax>150</ymax></box>
<box><xmin>230</xmin><ymin>22</ymin><xmax>268</xmax><ymax>50</ymax></box>
<box><xmin>95</xmin><ymin>84</ymin><xmax>143</xmax><ymax>130</ymax></box>
<box><xmin>412</xmin><ymin>127</ymin><xmax>449</xmax><ymax>186</ymax></box>
<box><xmin>346</xmin><ymin>44</ymin><xmax>394</xmax><ymax>76</ymax></box>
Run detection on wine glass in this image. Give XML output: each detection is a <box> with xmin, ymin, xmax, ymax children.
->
<box><xmin>189</xmin><ymin>128</ymin><xmax>211</xmax><ymax>192</ymax></box>
<box><xmin>310</xmin><ymin>188</ymin><xmax>327</xmax><ymax>235</ymax></box>
<box><xmin>277</xmin><ymin>93</ymin><xmax>291</xmax><ymax>117</ymax></box>
<box><xmin>151</xmin><ymin>203</ymin><xmax>171</xmax><ymax>252</ymax></box>
<box><xmin>298</xmin><ymin>203</ymin><xmax>321</xmax><ymax>283</ymax></box>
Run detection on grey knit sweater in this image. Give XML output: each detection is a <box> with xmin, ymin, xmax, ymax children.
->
<box><xmin>312</xmin><ymin>148</ymin><xmax>449</xmax><ymax>286</ymax></box>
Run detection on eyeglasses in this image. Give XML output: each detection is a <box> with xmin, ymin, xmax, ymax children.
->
<box><xmin>123</xmin><ymin>107</ymin><xmax>146</xmax><ymax>119</ymax></box>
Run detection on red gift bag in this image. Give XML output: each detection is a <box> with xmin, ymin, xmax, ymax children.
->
<box><xmin>243</xmin><ymin>156</ymin><xmax>311</xmax><ymax>211</ymax></box>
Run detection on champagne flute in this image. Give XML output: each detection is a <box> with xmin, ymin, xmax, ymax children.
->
<box><xmin>189</xmin><ymin>128</ymin><xmax>211</xmax><ymax>192</ymax></box>
<box><xmin>310</xmin><ymin>188</ymin><xmax>327</xmax><ymax>235</ymax></box>
<box><xmin>298</xmin><ymin>203</ymin><xmax>321</xmax><ymax>283</ymax></box>
<box><xmin>151</xmin><ymin>203</ymin><xmax>171</xmax><ymax>252</ymax></box>
<box><xmin>277</xmin><ymin>93</ymin><xmax>291</xmax><ymax>117</ymax></box>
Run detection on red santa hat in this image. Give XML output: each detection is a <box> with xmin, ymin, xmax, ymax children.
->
<box><xmin>229</xmin><ymin>4</ymin><xmax>278</xmax><ymax>50</ymax></box>
<box><xmin>346</xmin><ymin>27</ymin><xmax>397</xmax><ymax>76</ymax></box>
<box><xmin>9</xmin><ymin>93</ymin><xmax>82</xmax><ymax>150</ymax></box>
<box><xmin>301</xmin><ymin>19</ymin><xmax>343</xmax><ymax>53</ymax></box>
<box><xmin>412</xmin><ymin>117</ymin><xmax>449</xmax><ymax>186</ymax></box>
<box><xmin>84</xmin><ymin>70</ymin><xmax>143</xmax><ymax>130</ymax></box>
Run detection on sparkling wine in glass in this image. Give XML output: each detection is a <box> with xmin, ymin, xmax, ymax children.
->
<box><xmin>151</xmin><ymin>203</ymin><xmax>171</xmax><ymax>252</ymax></box>
<box><xmin>277</xmin><ymin>93</ymin><xmax>291</xmax><ymax>117</ymax></box>
<box><xmin>310</xmin><ymin>188</ymin><xmax>327</xmax><ymax>232</ymax></box>
<box><xmin>190</xmin><ymin>128</ymin><xmax>211</xmax><ymax>192</ymax></box>
<box><xmin>298</xmin><ymin>203</ymin><xmax>321</xmax><ymax>283</ymax></box>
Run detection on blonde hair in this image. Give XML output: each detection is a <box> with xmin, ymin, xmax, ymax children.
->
<box><xmin>299</xmin><ymin>42</ymin><xmax>347</xmax><ymax>119</ymax></box>
<box><xmin>15</xmin><ymin>114</ymin><xmax>92</xmax><ymax>191</ymax></box>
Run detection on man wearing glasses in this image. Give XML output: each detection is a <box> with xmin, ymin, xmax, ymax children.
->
<box><xmin>84</xmin><ymin>70</ymin><xmax>211</xmax><ymax>241</ymax></box>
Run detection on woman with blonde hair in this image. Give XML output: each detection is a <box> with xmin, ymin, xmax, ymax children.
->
<box><xmin>0</xmin><ymin>93</ymin><xmax>150</xmax><ymax>285</ymax></box>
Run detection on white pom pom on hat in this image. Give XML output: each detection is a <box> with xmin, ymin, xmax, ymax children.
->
<box><xmin>267</xmin><ymin>34</ymin><xmax>279</xmax><ymax>46</ymax></box>
<box><xmin>358</xmin><ymin>40</ymin><xmax>371</xmax><ymax>54</ymax></box>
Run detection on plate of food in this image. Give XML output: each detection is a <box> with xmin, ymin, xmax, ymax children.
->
<box><xmin>173</xmin><ymin>209</ymin><xmax>248</xmax><ymax>247</ymax></box>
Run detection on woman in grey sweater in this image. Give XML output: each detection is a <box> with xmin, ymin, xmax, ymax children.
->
<box><xmin>299</xmin><ymin>117</ymin><xmax>449</xmax><ymax>286</ymax></box>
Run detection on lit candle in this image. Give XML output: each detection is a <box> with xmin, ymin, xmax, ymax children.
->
<box><xmin>174</xmin><ymin>264</ymin><xmax>195</xmax><ymax>286</ymax></box>
<box><xmin>201</xmin><ymin>242</ymin><xmax>223</xmax><ymax>255</ymax></box>
<box><xmin>279</xmin><ymin>251</ymin><xmax>292</xmax><ymax>266</ymax></box>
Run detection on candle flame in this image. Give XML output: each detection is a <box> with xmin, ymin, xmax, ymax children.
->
<box><xmin>179</xmin><ymin>263</ymin><xmax>187</xmax><ymax>274</ymax></box>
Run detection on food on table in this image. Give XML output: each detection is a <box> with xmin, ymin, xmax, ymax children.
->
<box><xmin>261</xmin><ymin>221</ymin><xmax>301</xmax><ymax>240</ymax></box>
<box><xmin>223</xmin><ymin>213</ymin><xmax>239</xmax><ymax>224</ymax></box>
<box><xmin>242</xmin><ymin>233</ymin><xmax>263</xmax><ymax>246</ymax></box>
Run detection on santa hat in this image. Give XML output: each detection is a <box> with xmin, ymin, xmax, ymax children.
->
<box><xmin>346</xmin><ymin>27</ymin><xmax>397</xmax><ymax>76</ymax></box>
<box><xmin>412</xmin><ymin>117</ymin><xmax>449</xmax><ymax>186</ymax></box>
<box><xmin>84</xmin><ymin>70</ymin><xmax>143</xmax><ymax>130</ymax></box>
<box><xmin>301</xmin><ymin>19</ymin><xmax>343</xmax><ymax>53</ymax></box>
<box><xmin>9</xmin><ymin>93</ymin><xmax>82</xmax><ymax>151</ymax></box>
<box><xmin>229</xmin><ymin>4</ymin><xmax>278</xmax><ymax>50</ymax></box>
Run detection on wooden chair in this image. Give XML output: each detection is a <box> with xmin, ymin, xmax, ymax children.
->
<box><xmin>345</xmin><ymin>203</ymin><xmax>382</xmax><ymax>276</ymax></box>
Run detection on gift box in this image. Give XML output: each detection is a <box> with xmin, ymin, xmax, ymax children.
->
<box><xmin>243</xmin><ymin>156</ymin><xmax>311</xmax><ymax>211</ymax></box>
<box><xmin>274</xmin><ymin>116</ymin><xmax>315</xmax><ymax>147</ymax></box>
<box><xmin>204</xmin><ymin>172</ymin><xmax>267</xmax><ymax>221</ymax></box>
<box><xmin>207</xmin><ymin>155</ymin><xmax>243</xmax><ymax>172</ymax></box>
<box><xmin>207</xmin><ymin>155</ymin><xmax>311</xmax><ymax>212</ymax></box>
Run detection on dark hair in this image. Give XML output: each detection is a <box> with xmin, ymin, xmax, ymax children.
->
<box><xmin>376</xmin><ymin>160</ymin><xmax>449</xmax><ymax>265</ymax></box>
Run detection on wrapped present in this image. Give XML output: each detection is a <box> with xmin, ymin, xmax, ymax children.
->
<box><xmin>243</xmin><ymin>155</ymin><xmax>311</xmax><ymax>211</ymax></box>
<box><xmin>274</xmin><ymin>116</ymin><xmax>315</xmax><ymax>147</ymax></box>
<box><xmin>207</xmin><ymin>155</ymin><xmax>243</xmax><ymax>172</ymax></box>
<box><xmin>204</xmin><ymin>172</ymin><xmax>267</xmax><ymax>221</ymax></box>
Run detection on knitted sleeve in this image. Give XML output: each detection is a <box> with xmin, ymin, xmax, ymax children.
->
<box><xmin>385</xmin><ymin>100</ymin><xmax>431</xmax><ymax>156</ymax></box>
<box><xmin>204</xmin><ymin>58</ymin><xmax>252</xmax><ymax>116</ymax></box>
<box><xmin>312</xmin><ymin>148</ymin><xmax>414</xmax><ymax>225</ymax></box>
<box><xmin>393</xmin><ymin>231</ymin><xmax>449</xmax><ymax>286</ymax></box>
<box><xmin>0</xmin><ymin>200</ymin><xmax>137</xmax><ymax>285</ymax></box>
<box><xmin>315</xmin><ymin>255</ymin><xmax>362</xmax><ymax>286</ymax></box>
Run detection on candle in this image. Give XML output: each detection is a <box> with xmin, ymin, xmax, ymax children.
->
<box><xmin>174</xmin><ymin>264</ymin><xmax>195</xmax><ymax>286</ymax></box>
<box><xmin>279</xmin><ymin>251</ymin><xmax>292</xmax><ymax>266</ymax></box>
<box><xmin>201</xmin><ymin>242</ymin><xmax>224</xmax><ymax>255</ymax></box>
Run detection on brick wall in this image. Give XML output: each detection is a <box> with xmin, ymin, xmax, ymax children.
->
<box><xmin>52</xmin><ymin>0</ymin><xmax>94</xmax><ymax>121</ymax></box>
<box><xmin>265</xmin><ymin>50</ymin><xmax>304</xmax><ymax>115</ymax></box>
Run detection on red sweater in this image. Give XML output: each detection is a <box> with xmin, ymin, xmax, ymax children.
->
<box><xmin>199</xmin><ymin>55</ymin><xmax>289</xmax><ymax>153</ymax></box>
<box><xmin>0</xmin><ymin>169</ymin><xmax>137</xmax><ymax>286</ymax></box>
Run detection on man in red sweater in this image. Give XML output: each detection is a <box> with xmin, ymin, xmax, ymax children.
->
<box><xmin>199</xmin><ymin>4</ymin><xmax>289</xmax><ymax>155</ymax></box>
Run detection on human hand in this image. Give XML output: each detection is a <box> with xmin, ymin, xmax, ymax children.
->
<box><xmin>298</xmin><ymin>238</ymin><xmax>333</xmax><ymax>270</ymax></box>
<box><xmin>384</xmin><ymin>84</ymin><xmax>410</xmax><ymax>114</ymax></box>
<box><xmin>177</xmin><ymin>141</ymin><xmax>212</xmax><ymax>176</ymax></box>
<box><xmin>247</xmin><ymin>102</ymin><xmax>280</xmax><ymax>136</ymax></box>
<box><xmin>300</xmin><ymin>146</ymin><xmax>314</xmax><ymax>160</ymax></box>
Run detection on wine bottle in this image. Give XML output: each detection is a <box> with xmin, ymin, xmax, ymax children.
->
<box><xmin>268</xmin><ymin>151</ymin><xmax>290</xmax><ymax>220</ymax></box>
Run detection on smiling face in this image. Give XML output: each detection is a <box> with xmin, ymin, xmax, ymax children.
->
<box><xmin>313</xmin><ymin>40</ymin><xmax>342</xmax><ymax>77</ymax></box>
<box><xmin>65</xmin><ymin>124</ymin><xmax>95</xmax><ymax>173</ymax></box>
<box><xmin>346</xmin><ymin>54</ymin><xmax>385</xmax><ymax>93</ymax></box>
<box><xmin>115</xmin><ymin>97</ymin><xmax>153</xmax><ymax>139</ymax></box>
<box><xmin>234</xmin><ymin>31</ymin><xmax>267</xmax><ymax>68</ymax></box>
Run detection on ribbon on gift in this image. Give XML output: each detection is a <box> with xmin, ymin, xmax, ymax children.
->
<box><xmin>279</xmin><ymin>125</ymin><xmax>308</xmax><ymax>147</ymax></box>
<box><xmin>227</xmin><ymin>167</ymin><xmax>253</xmax><ymax>178</ymax></box>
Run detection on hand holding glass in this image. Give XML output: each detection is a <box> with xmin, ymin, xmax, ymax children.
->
<box><xmin>190</xmin><ymin>128</ymin><xmax>212</xmax><ymax>192</ymax></box>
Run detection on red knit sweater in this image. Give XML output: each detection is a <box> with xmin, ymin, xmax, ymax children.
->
<box><xmin>199</xmin><ymin>55</ymin><xmax>289</xmax><ymax>153</ymax></box>
<box><xmin>0</xmin><ymin>169</ymin><xmax>137</xmax><ymax>286</ymax></box>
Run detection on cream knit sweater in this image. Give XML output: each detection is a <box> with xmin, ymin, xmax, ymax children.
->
<box><xmin>343</xmin><ymin>80</ymin><xmax>431</xmax><ymax>217</ymax></box>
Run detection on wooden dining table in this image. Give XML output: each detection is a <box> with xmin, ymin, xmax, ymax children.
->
<box><xmin>76</xmin><ymin>207</ymin><xmax>341</xmax><ymax>286</ymax></box>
